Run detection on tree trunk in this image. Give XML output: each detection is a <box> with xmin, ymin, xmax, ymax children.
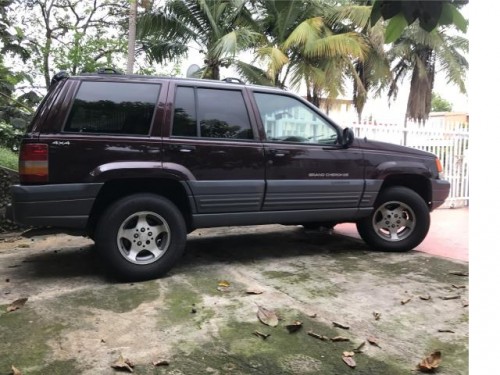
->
<box><xmin>127</xmin><ymin>0</ymin><xmax>138</xmax><ymax>75</ymax></box>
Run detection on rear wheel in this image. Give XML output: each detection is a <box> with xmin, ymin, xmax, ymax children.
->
<box><xmin>356</xmin><ymin>187</ymin><xmax>430</xmax><ymax>252</ymax></box>
<box><xmin>95</xmin><ymin>193</ymin><xmax>186</xmax><ymax>281</ymax></box>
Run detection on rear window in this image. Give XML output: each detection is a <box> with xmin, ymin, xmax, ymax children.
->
<box><xmin>64</xmin><ymin>81</ymin><xmax>160</xmax><ymax>135</ymax></box>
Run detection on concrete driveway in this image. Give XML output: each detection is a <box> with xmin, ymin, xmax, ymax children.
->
<box><xmin>0</xmin><ymin>224</ymin><xmax>468</xmax><ymax>374</ymax></box>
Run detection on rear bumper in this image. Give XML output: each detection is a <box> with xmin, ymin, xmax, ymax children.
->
<box><xmin>431</xmin><ymin>179</ymin><xmax>451</xmax><ymax>210</ymax></box>
<box><xmin>9</xmin><ymin>183</ymin><xmax>103</xmax><ymax>229</ymax></box>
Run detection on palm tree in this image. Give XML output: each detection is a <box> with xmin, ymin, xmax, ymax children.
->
<box><xmin>239</xmin><ymin>0</ymin><xmax>367</xmax><ymax>108</ymax></box>
<box><xmin>325</xmin><ymin>3</ymin><xmax>392</xmax><ymax>121</ymax></box>
<box><xmin>388</xmin><ymin>23</ymin><xmax>468</xmax><ymax>123</ymax></box>
<box><xmin>137</xmin><ymin>0</ymin><xmax>260</xmax><ymax>80</ymax></box>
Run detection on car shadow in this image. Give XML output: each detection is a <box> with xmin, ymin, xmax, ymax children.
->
<box><xmin>6</xmin><ymin>226</ymin><xmax>368</xmax><ymax>281</ymax></box>
<box><xmin>176</xmin><ymin>225</ymin><xmax>369</xmax><ymax>270</ymax></box>
<box><xmin>7</xmin><ymin>243</ymin><xmax>107</xmax><ymax>280</ymax></box>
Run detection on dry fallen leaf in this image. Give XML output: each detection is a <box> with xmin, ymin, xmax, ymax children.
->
<box><xmin>417</xmin><ymin>350</ymin><xmax>442</xmax><ymax>372</ymax></box>
<box><xmin>307</xmin><ymin>331</ymin><xmax>329</xmax><ymax>341</ymax></box>
<box><xmin>353</xmin><ymin>341</ymin><xmax>366</xmax><ymax>353</ymax></box>
<box><xmin>449</xmin><ymin>271</ymin><xmax>468</xmax><ymax>277</ymax></box>
<box><xmin>218</xmin><ymin>280</ymin><xmax>231</xmax><ymax>288</ymax></box>
<box><xmin>111</xmin><ymin>355</ymin><xmax>134</xmax><ymax>373</ymax></box>
<box><xmin>245</xmin><ymin>288</ymin><xmax>264</xmax><ymax>295</ymax></box>
<box><xmin>332</xmin><ymin>321</ymin><xmax>350</xmax><ymax>330</ymax></box>
<box><xmin>6</xmin><ymin>298</ymin><xmax>28</xmax><ymax>312</ymax></box>
<box><xmin>342</xmin><ymin>351</ymin><xmax>355</xmax><ymax>357</ymax></box>
<box><xmin>253</xmin><ymin>331</ymin><xmax>271</xmax><ymax>340</ymax></box>
<box><xmin>439</xmin><ymin>295</ymin><xmax>460</xmax><ymax>300</ymax></box>
<box><xmin>342</xmin><ymin>355</ymin><xmax>356</xmax><ymax>368</ymax></box>
<box><xmin>401</xmin><ymin>297</ymin><xmax>412</xmax><ymax>305</ymax></box>
<box><xmin>285</xmin><ymin>321</ymin><xmax>303</xmax><ymax>333</ymax></box>
<box><xmin>373</xmin><ymin>312</ymin><xmax>381</xmax><ymax>320</ymax></box>
<box><xmin>152</xmin><ymin>360</ymin><xmax>170</xmax><ymax>367</ymax></box>
<box><xmin>419</xmin><ymin>295</ymin><xmax>432</xmax><ymax>301</ymax></box>
<box><xmin>11</xmin><ymin>365</ymin><xmax>22</xmax><ymax>375</ymax></box>
<box><xmin>257</xmin><ymin>306</ymin><xmax>279</xmax><ymax>327</ymax></box>
<box><xmin>367</xmin><ymin>336</ymin><xmax>381</xmax><ymax>348</ymax></box>
<box><xmin>330</xmin><ymin>336</ymin><xmax>350</xmax><ymax>342</ymax></box>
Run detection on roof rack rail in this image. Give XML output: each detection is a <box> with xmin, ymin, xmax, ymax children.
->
<box><xmin>50</xmin><ymin>71</ymin><xmax>69</xmax><ymax>87</ymax></box>
<box><xmin>221</xmin><ymin>77</ymin><xmax>245</xmax><ymax>84</ymax></box>
<box><xmin>97</xmin><ymin>67</ymin><xmax>124</xmax><ymax>75</ymax></box>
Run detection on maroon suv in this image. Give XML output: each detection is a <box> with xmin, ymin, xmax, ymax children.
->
<box><xmin>8</xmin><ymin>71</ymin><xmax>450</xmax><ymax>281</ymax></box>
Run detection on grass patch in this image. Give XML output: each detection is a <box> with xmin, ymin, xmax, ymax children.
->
<box><xmin>0</xmin><ymin>146</ymin><xmax>18</xmax><ymax>170</ymax></box>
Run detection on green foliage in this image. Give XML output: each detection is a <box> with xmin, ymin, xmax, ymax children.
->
<box><xmin>0</xmin><ymin>121</ymin><xmax>23</xmax><ymax>151</ymax></box>
<box><xmin>0</xmin><ymin>145</ymin><xmax>18</xmax><ymax>170</ymax></box>
<box><xmin>371</xmin><ymin>1</ymin><xmax>468</xmax><ymax>43</ymax></box>
<box><xmin>431</xmin><ymin>93</ymin><xmax>453</xmax><ymax>112</ymax></box>
<box><xmin>137</xmin><ymin>0</ymin><xmax>259</xmax><ymax>80</ymax></box>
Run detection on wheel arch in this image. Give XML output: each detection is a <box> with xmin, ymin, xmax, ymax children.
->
<box><xmin>87</xmin><ymin>178</ymin><xmax>193</xmax><ymax>238</ymax></box>
<box><xmin>379</xmin><ymin>174</ymin><xmax>432</xmax><ymax>207</ymax></box>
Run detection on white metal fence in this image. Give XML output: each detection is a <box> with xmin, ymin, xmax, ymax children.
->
<box><xmin>350</xmin><ymin>119</ymin><xmax>469</xmax><ymax>208</ymax></box>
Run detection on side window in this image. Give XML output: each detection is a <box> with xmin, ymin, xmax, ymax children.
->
<box><xmin>254</xmin><ymin>92</ymin><xmax>338</xmax><ymax>144</ymax></box>
<box><xmin>172</xmin><ymin>87</ymin><xmax>197</xmax><ymax>137</ymax></box>
<box><xmin>172</xmin><ymin>87</ymin><xmax>253</xmax><ymax>140</ymax></box>
<box><xmin>65</xmin><ymin>81</ymin><xmax>160</xmax><ymax>135</ymax></box>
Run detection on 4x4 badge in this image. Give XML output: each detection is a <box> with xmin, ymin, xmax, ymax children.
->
<box><xmin>52</xmin><ymin>141</ymin><xmax>70</xmax><ymax>146</ymax></box>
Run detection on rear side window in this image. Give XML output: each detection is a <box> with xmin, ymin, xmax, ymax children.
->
<box><xmin>172</xmin><ymin>86</ymin><xmax>253</xmax><ymax>140</ymax></box>
<box><xmin>65</xmin><ymin>81</ymin><xmax>160</xmax><ymax>135</ymax></box>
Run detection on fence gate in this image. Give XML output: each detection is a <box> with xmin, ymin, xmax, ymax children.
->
<box><xmin>350</xmin><ymin>119</ymin><xmax>469</xmax><ymax>208</ymax></box>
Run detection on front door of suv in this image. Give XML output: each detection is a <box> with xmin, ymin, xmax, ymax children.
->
<box><xmin>165</xmin><ymin>85</ymin><xmax>266</xmax><ymax>214</ymax></box>
<box><xmin>252</xmin><ymin>91</ymin><xmax>364</xmax><ymax>215</ymax></box>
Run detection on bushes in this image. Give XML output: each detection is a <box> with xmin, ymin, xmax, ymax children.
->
<box><xmin>0</xmin><ymin>146</ymin><xmax>18</xmax><ymax>170</ymax></box>
<box><xmin>0</xmin><ymin>121</ymin><xmax>23</xmax><ymax>151</ymax></box>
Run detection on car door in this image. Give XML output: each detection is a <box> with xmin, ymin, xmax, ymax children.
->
<box><xmin>164</xmin><ymin>84</ymin><xmax>266</xmax><ymax>214</ymax></box>
<box><xmin>251</xmin><ymin>91</ymin><xmax>364</xmax><ymax>212</ymax></box>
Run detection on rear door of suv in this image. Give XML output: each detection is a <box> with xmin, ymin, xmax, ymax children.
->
<box><xmin>164</xmin><ymin>82</ymin><xmax>266</xmax><ymax>214</ymax></box>
<box><xmin>39</xmin><ymin>77</ymin><xmax>166</xmax><ymax>184</ymax></box>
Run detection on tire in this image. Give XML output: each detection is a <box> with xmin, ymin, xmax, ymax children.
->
<box><xmin>95</xmin><ymin>193</ymin><xmax>187</xmax><ymax>281</ymax></box>
<box><xmin>356</xmin><ymin>187</ymin><xmax>430</xmax><ymax>252</ymax></box>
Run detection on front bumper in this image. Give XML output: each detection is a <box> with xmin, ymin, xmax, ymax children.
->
<box><xmin>431</xmin><ymin>179</ymin><xmax>451</xmax><ymax>210</ymax></box>
<box><xmin>9</xmin><ymin>183</ymin><xmax>103</xmax><ymax>229</ymax></box>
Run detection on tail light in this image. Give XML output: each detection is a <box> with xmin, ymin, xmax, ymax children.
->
<box><xmin>19</xmin><ymin>143</ymin><xmax>48</xmax><ymax>183</ymax></box>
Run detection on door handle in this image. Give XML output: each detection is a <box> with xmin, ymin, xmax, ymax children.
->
<box><xmin>270</xmin><ymin>149</ymin><xmax>290</xmax><ymax>157</ymax></box>
<box><xmin>169</xmin><ymin>144</ymin><xmax>196</xmax><ymax>153</ymax></box>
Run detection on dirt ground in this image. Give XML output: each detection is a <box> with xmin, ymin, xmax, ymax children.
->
<box><xmin>0</xmin><ymin>225</ymin><xmax>469</xmax><ymax>375</ymax></box>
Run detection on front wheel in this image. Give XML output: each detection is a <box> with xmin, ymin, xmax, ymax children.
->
<box><xmin>356</xmin><ymin>187</ymin><xmax>430</xmax><ymax>252</ymax></box>
<box><xmin>95</xmin><ymin>193</ymin><xmax>187</xmax><ymax>281</ymax></box>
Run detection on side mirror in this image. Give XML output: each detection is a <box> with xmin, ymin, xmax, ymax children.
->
<box><xmin>342</xmin><ymin>127</ymin><xmax>354</xmax><ymax>148</ymax></box>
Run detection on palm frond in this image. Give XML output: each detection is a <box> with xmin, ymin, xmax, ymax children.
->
<box><xmin>213</xmin><ymin>29</ymin><xmax>261</xmax><ymax>59</ymax></box>
<box><xmin>282</xmin><ymin>17</ymin><xmax>323</xmax><ymax>50</ymax></box>
<box><xmin>325</xmin><ymin>4</ymin><xmax>372</xmax><ymax>30</ymax></box>
<box><xmin>255</xmin><ymin>46</ymin><xmax>289</xmax><ymax>81</ymax></box>
<box><xmin>234</xmin><ymin>60</ymin><xmax>274</xmax><ymax>86</ymax></box>
<box><xmin>305</xmin><ymin>32</ymin><xmax>367</xmax><ymax>60</ymax></box>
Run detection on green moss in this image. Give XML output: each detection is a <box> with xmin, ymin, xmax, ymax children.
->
<box><xmin>262</xmin><ymin>270</ymin><xmax>311</xmax><ymax>283</ymax></box>
<box><xmin>0</xmin><ymin>308</ymin><xmax>66</xmax><ymax>371</ymax></box>
<box><xmin>162</xmin><ymin>313</ymin><xmax>408</xmax><ymax>374</ymax></box>
<box><xmin>61</xmin><ymin>280</ymin><xmax>160</xmax><ymax>313</ymax></box>
<box><xmin>29</xmin><ymin>360</ymin><xmax>82</xmax><ymax>375</ymax></box>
